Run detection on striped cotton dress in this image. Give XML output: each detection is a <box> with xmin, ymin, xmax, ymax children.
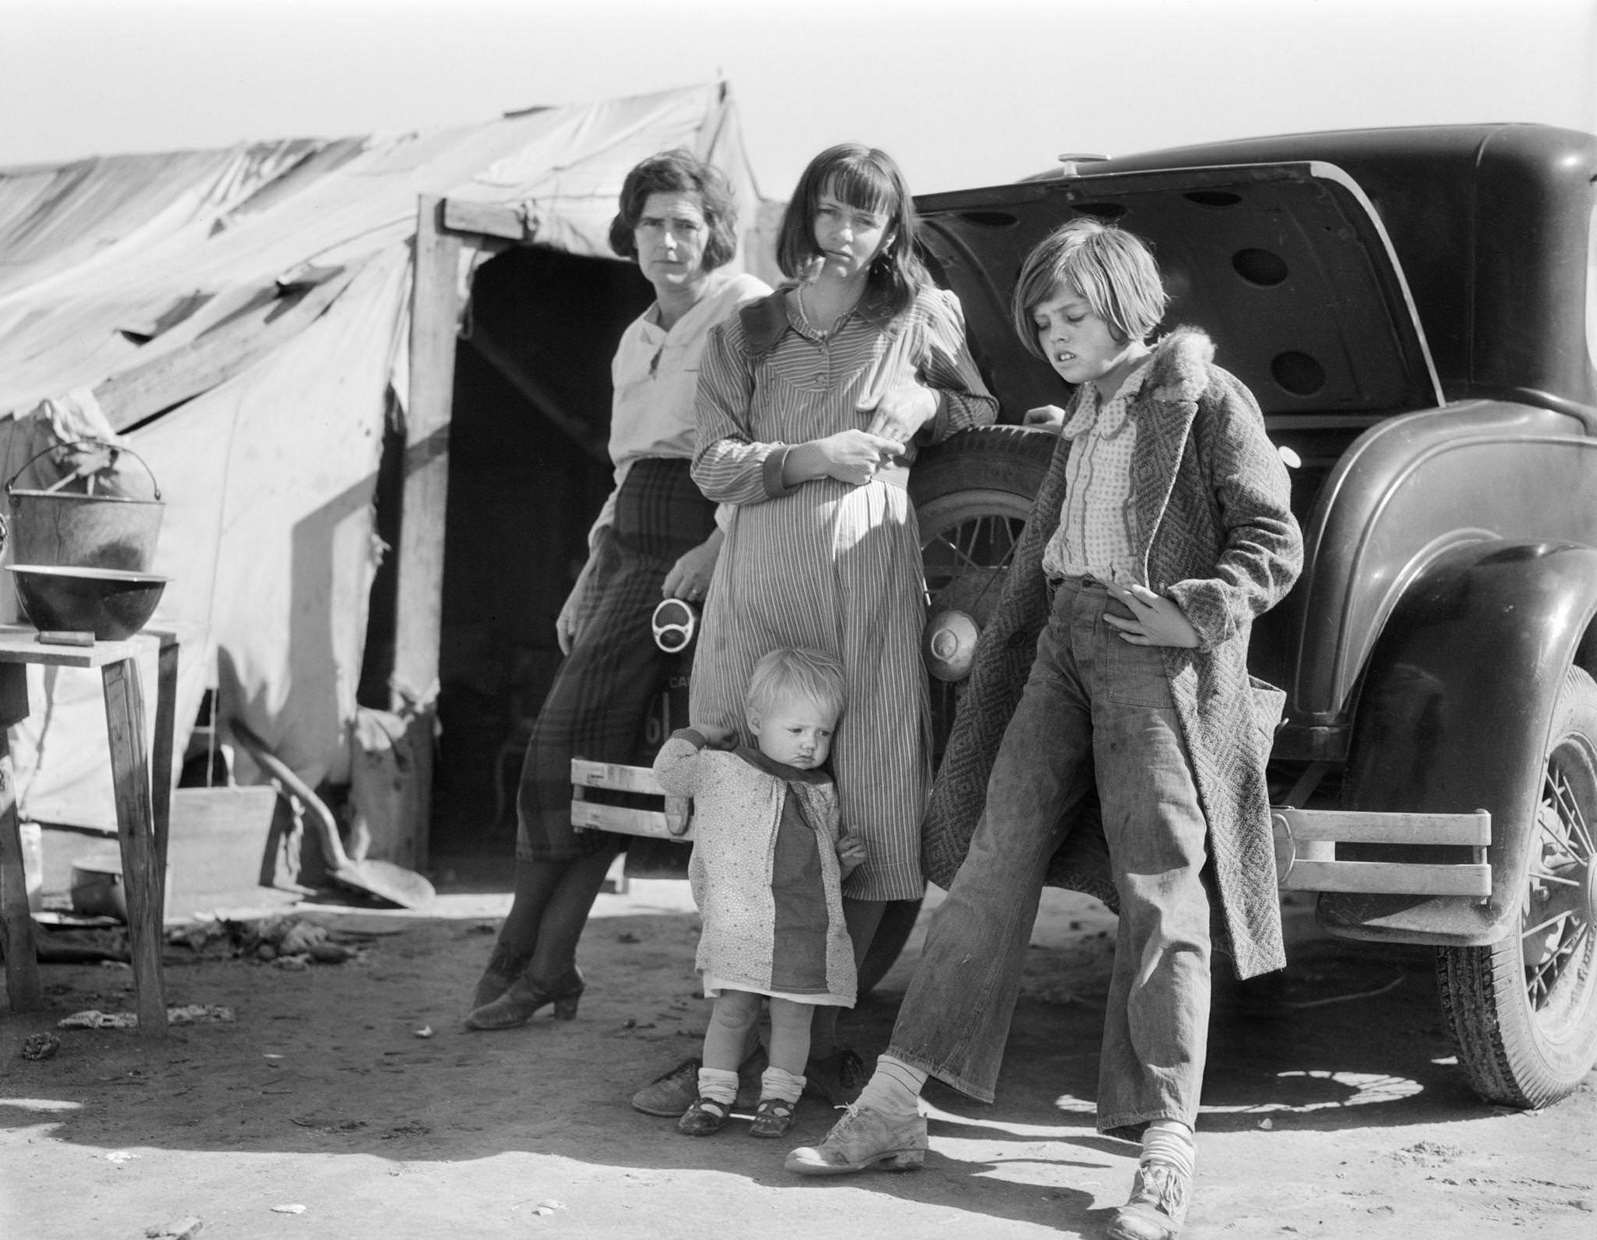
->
<box><xmin>690</xmin><ymin>285</ymin><xmax>997</xmax><ymax>900</ymax></box>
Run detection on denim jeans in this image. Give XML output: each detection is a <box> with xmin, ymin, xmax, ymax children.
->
<box><xmin>889</xmin><ymin>576</ymin><xmax>1212</xmax><ymax>1134</ymax></box>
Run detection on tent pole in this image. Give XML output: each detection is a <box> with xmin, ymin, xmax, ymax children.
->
<box><xmin>392</xmin><ymin>194</ymin><xmax>462</xmax><ymax>870</ymax></box>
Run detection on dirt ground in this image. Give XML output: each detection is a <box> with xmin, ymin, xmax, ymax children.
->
<box><xmin>3</xmin><ymin>848</ymin><xmax>1595</xmax><ymax>1240</ymax></box>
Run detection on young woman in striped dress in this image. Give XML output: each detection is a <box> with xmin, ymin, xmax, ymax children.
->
<box><xmin>689</xmin><ymin>143</ymin><xmax>998</xmax><ymax>1098</ymax></box>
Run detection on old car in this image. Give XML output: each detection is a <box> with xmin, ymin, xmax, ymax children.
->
<box><xmin>905</xmin><ymin>121</ymin><xmax>1597</xmax><ymax>1110</ymax></box>
<box><xmin>580</xmin><ymin>122</ymin><xmax>1597</xmax><ymax>1112</ymax></box>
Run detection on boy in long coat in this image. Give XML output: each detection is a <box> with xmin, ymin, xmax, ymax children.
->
<box><xmin>787</xmin><ymin>217</ymin><xmax>1302</xmax><ymax>1240</ymax></box>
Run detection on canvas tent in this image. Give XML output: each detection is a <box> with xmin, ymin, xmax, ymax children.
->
<box><xmin>0</xmin><ymin>81</ymin><xmax>776</xmax><ymax>864</ymax></box>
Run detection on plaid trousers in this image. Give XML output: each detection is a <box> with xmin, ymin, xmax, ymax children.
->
<box><xmin>516</xmin><ymin>458</ymin><xmax>716</xmax><ymax>861</ymax></box>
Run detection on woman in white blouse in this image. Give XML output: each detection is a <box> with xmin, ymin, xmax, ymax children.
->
<box><xmin>465</xmin><ymin>150</ymin><xmax>768</xmax><ymax>1030</ymax></box>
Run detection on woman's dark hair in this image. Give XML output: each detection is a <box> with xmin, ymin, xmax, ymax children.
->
<box><xmin>775</xmin><ymin>143</ymin><xmax>928</xmax><ymax>320</ymax></box>
<box><xmin>608</xmin><ymin>148</ymin><xmax>740</xmax><ymax>271</ymax></box>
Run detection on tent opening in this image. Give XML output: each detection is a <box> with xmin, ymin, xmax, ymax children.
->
<box><xmin>423</xmin><ymin>243</ymin><xmax>653</xmax><ymax>855</ymax></box>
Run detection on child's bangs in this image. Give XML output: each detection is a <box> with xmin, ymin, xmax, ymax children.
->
<box><xmin>1058</xmin><ymin>260</ymin><xmax>1113</xmax><ymax>323</ymax></box>
<box><xmin>780</xmin><ymin>682</ymin><xmax>844</xmax><ymax>722</ymax></box>
<box><xmin>823</xmin><ymin>160</ymin><xmax>895</xmax><ymax>216</ymax></box>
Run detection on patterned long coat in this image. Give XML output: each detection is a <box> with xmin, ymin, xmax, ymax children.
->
<box><xmin>921</xmin><ymin>328</ymin><xmax>1303</xmax><ymax>979</ymax></box>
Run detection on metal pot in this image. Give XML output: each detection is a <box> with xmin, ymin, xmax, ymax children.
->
<box><xmin>5</xmin><ymin>439</ymin><xmax>164</xmax><ymax>571</ymax></box>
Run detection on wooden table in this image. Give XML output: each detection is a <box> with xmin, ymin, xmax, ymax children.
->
<box><xmin>0</xmin><ymin>626</ymin><xmax>178</xmax><ymax>1037</ymax></box>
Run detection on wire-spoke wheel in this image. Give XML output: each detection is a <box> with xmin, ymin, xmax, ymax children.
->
<box><xmin>1437</xmin><ymin>664</ymin><xmax>1597</xmax><ymax>1107</ymax></box>
<box><xmin>911</xmin><ymin>425</ymin><xmax>1055</xmax><ymax>763</ymax></box>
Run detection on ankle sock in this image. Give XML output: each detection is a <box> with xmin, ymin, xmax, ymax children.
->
<box><xmin>696</xmin><ymin>1067</ymin><xmax>739</xmax><ymax>1106</ymax></box>
<box><xmin>759</xmin><ymin>1066</ymin><xmax>805</xmax><ymax>1104</ymax></box>
<box><xmin>1141</xmin><ymin>1122</ymin><xmax>1195</xmax><ymax>1177</ymax></box>
<box><xmin>855</xmin><ymin>1053</ymin><xmax>925</xmax><ymax>1117</ymax></box>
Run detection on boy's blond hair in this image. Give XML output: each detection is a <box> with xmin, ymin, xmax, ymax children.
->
<box><xmin>744</xmin><ymin>647</ymin><xmax>846</xmax><ymax>723</ymax></box>
<box><xmin>1011</xmin><ymin>217</ymin><xmax>1169</xmax><ymax>356</ymax></box>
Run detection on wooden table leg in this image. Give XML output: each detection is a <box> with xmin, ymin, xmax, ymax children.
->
<box><xmin>102</xmin><ymin>655</ymin><xmax>166</xmax><ymax>1038</ymax></box>
<box><xmin>0</xmin><ymin>662</ymin><xmax>41</xmax><ymax>1012</ymax></box>
<box><xmin>152</xmin><ymin>639</ymin><xmax>178</xmax><ymax>880</ymax></box>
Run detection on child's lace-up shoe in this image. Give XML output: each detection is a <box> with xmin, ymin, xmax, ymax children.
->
<box><xmin>783</xmin><ymin>1103</ymin><xmax>927</xmax><ymax>1175</ymax></box>
<box><xmin>1106</xmin><ymin>1159</ymin><xmax>1191</xmax><ymax>1240</ymax></box>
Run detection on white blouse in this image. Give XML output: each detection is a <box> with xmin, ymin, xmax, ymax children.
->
<box><xmin>588</xmin><ymin>270</ymin><xmax>769</xmax><ymax>545</ymax></box>
<box><xmin>590</xmin><ymin>268</ymin><xmax>769</xmax><ymax>546</ymax></box>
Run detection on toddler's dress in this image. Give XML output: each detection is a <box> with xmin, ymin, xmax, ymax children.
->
<box><xmin>654</xmin><ymin>730</ymin><xmax>855</xmax><ymax>1005</ymax></box>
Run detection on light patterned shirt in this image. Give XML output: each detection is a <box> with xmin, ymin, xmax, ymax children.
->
<box><xmin>1041</xmin><ymin>358</ymin><xmax>1152</xmax><ymax>584</ymax></box>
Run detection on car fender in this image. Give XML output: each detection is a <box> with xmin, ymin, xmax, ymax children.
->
<box><xmin>1317</xmin><ymin>539</ymin><xmax>1597</xmax><ymax>945</ymax></box>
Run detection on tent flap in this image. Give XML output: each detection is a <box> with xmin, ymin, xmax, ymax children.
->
<box><xmin>0</xmin><ymin>82</ymin><xmax>776</xmax><ymax>822</ymax></box>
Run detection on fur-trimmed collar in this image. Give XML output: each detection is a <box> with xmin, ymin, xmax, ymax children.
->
<box><xmin>1142</xmin><ymin>326</ymin><xmax>1216</xmax><ymax>406</ymax></box>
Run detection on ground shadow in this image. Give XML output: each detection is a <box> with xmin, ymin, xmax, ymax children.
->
<box><xmin>0</xmin><ymin>871</ymin><xmax>1545</xmax><ymax>1237</ymax></box>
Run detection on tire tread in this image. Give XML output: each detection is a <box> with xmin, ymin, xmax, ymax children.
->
<box><xmin>1436</xmin><ymin>664</ymin><xmax>1597</xmax><ymax>1109</ymax></box>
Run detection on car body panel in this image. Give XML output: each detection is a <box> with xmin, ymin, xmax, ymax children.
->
<box><xmin>1010</xmin><ymin>123</ymin><xmax>1597</xmax><ymax>414</ymax></box>
<box><xmin>1272</xmin><ymin>398</ymin><xmax>1597</xmax><ymax>753</ymax></box>
<box><xmin>918</xmin><ymin>158</ymin><xmax>1443</xmax><ymax>429</ymax></box>
<box><xmin>917</xmin><ymin>122</ymin><xmax>1597</xmax><ymax>939</ymax></box>
<box><xmin>1320</xmin><ymin>540</ymin><xmax>1597</xmax><ymax>944</ymax></box>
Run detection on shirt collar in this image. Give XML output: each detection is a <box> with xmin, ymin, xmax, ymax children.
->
<box><xmin>1060</xmin><ymin>355</ymin><xmax>1152</xmax><ymax>440</ymax></box>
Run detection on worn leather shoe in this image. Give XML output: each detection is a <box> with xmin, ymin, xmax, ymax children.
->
<box><xmin>784</xmin><ymin>1103</ymin><xmax>927</xmax><ymax>1176</ymax></box>
<box><xmin>469</xmin><ymin>944</ymin><xmax>530</xmax><ymax>1011</ymax></box>
<box><xmin>463</xmin><ymin>968</ymin><xmax>583</xmax><ymax>1030</ymax></box>
<box><xmin>631</xmin><ymin>1044</ymin><xmax>768</xmax><ymax>1116</ymax></box>
<box><xmin>1106</xmin><ymin>1159</ymin><xmax>1191</xmax><ymax>1240</ymax></box>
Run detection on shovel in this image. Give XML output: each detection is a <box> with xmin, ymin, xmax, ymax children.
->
<box><xmin>229</xmin><ymin>718</ymin><xmax>436</xmax><ymax>909</ymax></box>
